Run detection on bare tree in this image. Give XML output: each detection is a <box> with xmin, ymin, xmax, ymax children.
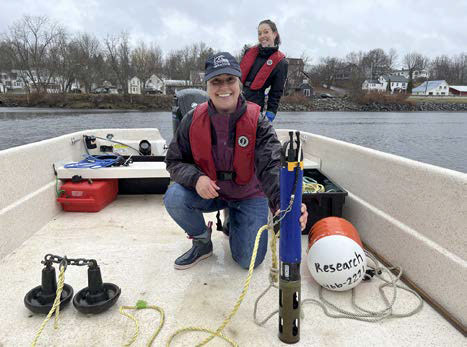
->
<box><xmin>429</xmin><ymin>55</ymin><xmax>453</xmax><ymax>82</ymax></box>
<box><xmin>50</xmin><ymin>31</ymin><xmax>78</xmax><ymax>92</ymax></box>
<box><xmin>2</xmin><ymin>15</ymin><xmax>66</xmax><ymax>93</ymax></box>
<box><xmin>131</xmin><ymin>41</ymin><xmax>163</xmax><ymax>92</ymax></box>
<box><xmin>74</xmin><ymin>33</ymin><xmax>103</xmax><ymax>92</ymax></box>
<box><xmin>163</xmin><ymin>42</ymin><xmax>213</xmax><ymax>80</ymax></box>
<box><xmin>164</xmin><ymin>49</ymin><xmax>185</xmax><ymax>80</ymax></box>
<box><xmin>403</xmin><ymin>52</ymin><xmax>429</xmax><ymax>92</ymax></box>
<box><xmin>388</xmin><ymin>48</ymin><xmax>399</xmax><ymax>70</ymax></box>
<box><xmin>344</xmin><ymin>51</ymin><xmax>366</xmax><ymax>92</ymax></box>
<box><xmin>104</xmin><ymin>32</ymin><xmax>131</xmax><ymax>94</ymax></box>
<box><xmin>362</xmin><ymin>48</ymin><xmax>393</xmax><ymax>79</ymax></box>
<box><xmin>451</xmin><ymin>53</ymin><xmax>467</xmax><ymax>84</ymax></box>
<box><xmin>319</xmin><ymin>56</ymin><xmax>342</xmax><ymax>89</ymax></box>
<box><xmin>0</xmin><ymin>40</ymin><xmax>14</xmax><ymax>71</ymax></box>
<box><xmin>195</xmin><ymin>42</ymin><xmax>214</xmax><ymax>71</ymax></box>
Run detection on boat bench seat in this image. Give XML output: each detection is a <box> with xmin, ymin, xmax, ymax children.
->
<box><xmin>55</xmin><ymin>161</ymin><xmax>170</xmax><ymax>179</ymax></box>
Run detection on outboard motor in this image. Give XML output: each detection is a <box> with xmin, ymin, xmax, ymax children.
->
<box><xmin>172</xmin><ymin>88</ymin><xmax>208</xmax><ymax>135</ymax></box>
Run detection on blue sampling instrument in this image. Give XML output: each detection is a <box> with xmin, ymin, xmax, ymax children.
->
<box><xmin>278</xmin><ymin>131</ymin><xmax>303</xmax><ymax>344</ymax></box>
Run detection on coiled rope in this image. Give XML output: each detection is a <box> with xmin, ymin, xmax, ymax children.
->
<box><xmin>120</xmin><ymin>300</ymin><xmax>165</xmax><ymax>347</ymax></box>
<box><xmin>120</xmin><ymin>205</ymin><xmax>294</xmax><ymax>346</ymax></box>
<box><xmin>166</xmin><ymin>223</ymin><xmax>271</xmax><ymax>346</ymax></box>
<box><xmin>302</xmin><ymin>176</ymin><xmax>325</xmax><ymax>193</ymax></box>
<box><xmin>63</xmin><ymin>155</ymin><xmax>121</xmax><ymax>169</ymax></box>
<box><xmin>253</xmin><ymin>248</ymin><xmax>423</xmax><ymax>326</ymax></box>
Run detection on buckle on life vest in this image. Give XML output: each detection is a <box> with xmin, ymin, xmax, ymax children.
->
<box><xmin>217</xmin><ymin>171</ymin><xmax>235</xmax><ymax>181</ymax></box>
<box><xmin>244</xmin><ymin>81</ymin><xmax>251</xmax><ymax>87</ymax></box>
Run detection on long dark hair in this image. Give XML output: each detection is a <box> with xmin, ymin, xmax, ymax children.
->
<box><xmin>258</xmin><ymin>19</ymin><xmax>281</xmax><ymax>46</ymax></box>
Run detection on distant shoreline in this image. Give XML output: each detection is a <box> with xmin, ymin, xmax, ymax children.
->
<box><xmin>1</xmin><ymin>93</ymin><xmax>467</xmax><ymax>112</ymax></box>
<box><xmin>0</xmin><ymin>93</ymin><xmax>173</xmax><ymax>111</ymax></box>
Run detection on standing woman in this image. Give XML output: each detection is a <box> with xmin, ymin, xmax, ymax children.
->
<box><xmin>240</xmin><ymin>19</ymin><xmax>288</xmax><ymax>122</ymax></box>
<box><xmin>220</xmin><ymin>19</ymin><xmax>288</xmax><ymax>237</ymax></box>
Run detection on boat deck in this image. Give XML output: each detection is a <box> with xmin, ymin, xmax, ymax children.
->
<box><xmin>0</xmin><ymin>195</ymin><xmax>464</xmax><ymax>346</ymax></box>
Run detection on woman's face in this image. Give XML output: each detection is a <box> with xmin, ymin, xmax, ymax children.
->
<box><xmin>258</xmin><ymin>23</ymin><xmax>277</xmax><ymax>47</ymax></box>
<box><xmin>207</xmin><ymin>74</ymin><xmax>241</xmax><ymax>114</ymax></box>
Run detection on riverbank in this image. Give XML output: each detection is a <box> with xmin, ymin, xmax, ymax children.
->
<box><xmin>1</xmin><ymin>93</ymin><xmax>467</xmax><ymax>112</ymax></box>
<box><xmin>278</xmin><ymin>95</ymin><xmax>467</xmax><ymax>112</ymax></box>
<box><xmin>0</xmin><ymin>93</ymin><xmax>173</xmax><ymax>111</ymax></box>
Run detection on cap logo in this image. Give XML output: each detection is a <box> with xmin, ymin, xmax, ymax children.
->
<box><xmin>238</xmin><ymin>136</ymin><xmax>249</xmax><ymax>148</ymax></box>
<box><xmin>214</xmin><ymin>55</ymin><xmax>230</xmax><ymax>68</ymax></box>
<box><xmin>266</xmin><ymin>59</ymin><xmax>273</xmax><ymax>66</ymax></box>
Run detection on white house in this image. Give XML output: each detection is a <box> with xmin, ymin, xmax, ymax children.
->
<box><xmin>145</xmin><ymin>74</ymin><xmax>163</xmax><ymax>94</ymax></box>
<box><xmin>412</xmin><ymin>69</ymin><xmax>429</xmax><ymax>79</ymax></box>
<box><xmin>127</xmin><ymin>75</ymin><xmax>164</xmax><ymax>95</ymax></box>
<box><xmin>378</xmin><ymin>75</ymin><xmax>408</xmax><ymax>93</ymax></box>
<box><xmin>392</xmin><ymin>69</ymin><xmax>429</xmax><ymax>79</ymax></box>
<box><xmin>0</xmin><ymin>71</ymin><xmax>26</xmax><ymax>93</ymax></box>
<box><xmin>128</xmin><ymin>76</ymin><xmax>142</xmax><ymax>95</ymax></box>
<box><xmin>412</xmin><ymin>80</ymin><xmax>449</xmax><ymax>96</ymax></box>
<box><xmin>362</xmin><ymin>75</ymin><xmax>408</xmax><ymax>93</ymax></box>
<box><xmin>0</xmin><ymin>69</ymin><xmax>63</xmax><ymax>93</ymax></box>
<box><xmin>299</xmin><ymin>79</ymin><xmax>313</xmax><ymax>97</ymax></box>
<box><xmin>69</xmin><ymin>80</ymin><xmax>84</xmax><ymax>93</ymax></box>
<box><xmin>362</xmin><ymin>79</ymin><xmax>385</xmax><ymax>92</ymax></box>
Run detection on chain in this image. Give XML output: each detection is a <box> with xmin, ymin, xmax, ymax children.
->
<box><xmin>269</xmin><ymin>185</ymin><xmax>297</xmax><ymax>234</ymax></box>
<box><xmin>42</xmin><ymin>254</ymin><xmax>97</xmax><ymax>268</ymax></box>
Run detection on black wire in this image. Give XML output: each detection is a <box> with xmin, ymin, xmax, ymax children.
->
<box><xmin>94</xmin><ymin>136</ymin><xmax>142</xmax><ymax>155</ymax></box>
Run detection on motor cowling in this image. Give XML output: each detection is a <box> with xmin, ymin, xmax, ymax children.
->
<box><xmin>172</xmin><ymin>88</ymin><xmax>208</xmax><ymax>136</ymax></box>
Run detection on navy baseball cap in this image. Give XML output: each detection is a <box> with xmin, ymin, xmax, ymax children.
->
<box><xmin>204</xmin><ymin>52</ymin><xmax>242</xmax><ymax>82</ymax></box>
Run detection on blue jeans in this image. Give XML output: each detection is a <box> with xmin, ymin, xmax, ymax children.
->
<box><xmin>163</xmin><ymin>183</ymin><xmax>269</xmax><ymax>269</ymax></box>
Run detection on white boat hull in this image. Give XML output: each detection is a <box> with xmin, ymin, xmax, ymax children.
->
<box><xmin>0</xmin><ymin>128</ymin><xmax>465</xmax><ymax>345</ymax></box>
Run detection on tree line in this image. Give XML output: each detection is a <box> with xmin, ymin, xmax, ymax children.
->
<box><xmin>0</xmin><ymin>16</ymin><xmax>215</xmax><ymax>94</ymax></box>
<box><xmin>1</xmin><ymin>15</ymin><xmax>466</xmax><ymax>95</ymax></box>
<box><xmin>307</xmin><ymin>48</ymin><xmax>467</xmax><ymax>93</ymax></box>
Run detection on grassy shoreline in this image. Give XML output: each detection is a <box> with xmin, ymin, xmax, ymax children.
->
<box><xmin>408</xmin><ymin>96</ymin><xmax>467</xmax><ymax>104</ymax></box>
<box><xmin>0</xmin><ymin>93</ymin><xmax>173</xmax><ymax>111</ymax></box>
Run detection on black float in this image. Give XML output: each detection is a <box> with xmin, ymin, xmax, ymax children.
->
<box><xmin>24</xmin><ymin>262</ymin><xmax>74</xmax><ymax>314</ymax></box>
<box><xmin>73</xmin><ymin>261</ymin><xmax>121</xmax><ymax>314</ymax></box>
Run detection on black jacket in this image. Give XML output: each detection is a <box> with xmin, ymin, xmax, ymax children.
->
<box><xmin>165</xmin><ymin>96</ymin><xmax>281</xmax><ymax>210</ymax></box>
<box><xmin>242</xmin><ymin>45</ymin><xmax>288</xmax><ymax>114</ymax></box>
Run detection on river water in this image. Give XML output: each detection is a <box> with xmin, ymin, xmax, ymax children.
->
<box><xmin>0</xmin><ymin>107</ymin><xmax>466</xmax><ymax>173</ymax></box>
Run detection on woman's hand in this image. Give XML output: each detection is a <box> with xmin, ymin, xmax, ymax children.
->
<box><xmin>195</xmin><ymin>175</ymin><xmax>220</xmax><ymax>199</ymax></box>
<box><xmin>299</xmin><ymin>203</ymin><xmax>308</xmax><ymax>231</ymax></box>
<box><xmin>274</xmin><ymin>203</ymin><xmax>308</xmax><ymax>232</ymax></box>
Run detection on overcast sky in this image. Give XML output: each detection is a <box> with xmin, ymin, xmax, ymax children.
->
<box><xmin>1</xmin><ymin>0</ymin><xmax>466</xmax><ymax>66</ymax></box>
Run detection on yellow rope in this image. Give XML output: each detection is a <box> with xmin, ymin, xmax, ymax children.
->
<box><xmin>167</xmin><ymin>224</ymin><xmax>271</xmax><ymax>347</ymax></box>
<box><xmin>303</xmin><ymin>182</ymin><xmax>325</xmax><ymax>193</ymax></box>
<box><xmin>269</xmin><ymin>227</ymin><xmax>279</xmax><ymax>284</ymax></box>
<box><xmin>119</xmin><ymin>300</ymin><xmax>165</xmax><ymax>346</ymax></box>
<box><xmin>167</xmin><ymin>327</ymin><xmax>237</xmax><ymax>347</ymax></box>
<box><xmin>31</xmin><ymin>264</ymin><xmax>66</xmax><ymax>347</ymax></box>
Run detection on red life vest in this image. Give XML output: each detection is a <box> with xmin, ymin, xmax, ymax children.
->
<box><xmin>190</xmin><ymin>102</ymin><xmax>260</xmax><ymax>185</ymax></box>
<box><xmin>240</xmin><ymin>46</ymin><xmax>285</xmax><ymax>90</ymax></box>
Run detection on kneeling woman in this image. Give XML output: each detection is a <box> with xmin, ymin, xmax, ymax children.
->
<box><xmin>164</xmin><ymin>52</ymin><xmax>307</xmax><ymax>270</ymax></box>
